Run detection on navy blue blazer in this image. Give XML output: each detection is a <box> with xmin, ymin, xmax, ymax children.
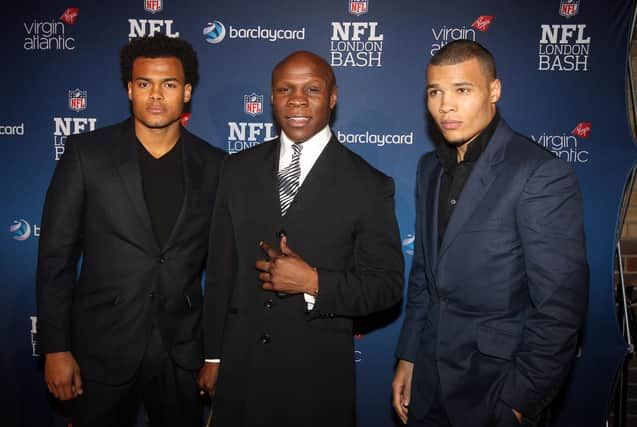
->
<box><xmin>396</xmin><ymin>120</ymin><xmax>588</xmax><ymax>426</ymax></box>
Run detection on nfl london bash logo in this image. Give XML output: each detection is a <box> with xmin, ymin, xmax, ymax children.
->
<box><xmin>349</xmin><ymin>0</ymin><xmax>368</xmax><ymax>16</ymax></box>
<box><xmin>244</xmin><ymin>93</ymin><xmax>263</xmax><ymax>117</ymax></box>
<box><xmin>559</xmin><ymin>0</ymin><xmax>579</xmax><ymax>18</ymax></box>
<box><xmin>144</xmin><ymin>0</ymin><xmax>163</xmax><ymax>13</ymax></box>
<box><xmin>68</xmin><ymin>89</ymin><xmax>87</xmax><ymax>112</ymax></box>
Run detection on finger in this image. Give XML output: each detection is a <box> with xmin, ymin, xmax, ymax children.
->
<box><xmin>392</xmin><ymin>385</ymin><xmax>405</xmax><ymax>421</ymax></box>
<box><xmin>258</xmin><ymin>272</ymin><xmax>272</xmax><ymax>282</ymax></box>
<box><xmin>255</xmin><ymin>259</ymin><xmax>270</xmax><ymax>272</ymax></box>
<box><xmin>73</xmin><ymin>371</ymin><xmax>83</xmax><ymax>396</ymax></box>
<box><xmin>262</xmin><ymin>282</ymin><xmax>274</xmax><ymax>291</ymax></box>
<box><xmin>58</xmin><ymin>382</ymin><xmax>74</xmax><ymax>400</ymax></box>
<box><xmin>402</xmin><ymin>386</ymin><xmax>411</xmax><ymax>409</ymax></box>
<box><xmin>259</xmin><ymin>241</ymin><xmax>280</xmax><ymax>259</ymax></box>
<box><xmin>279</xmin><ymin>235</ymin><xmax>298</xmax><ymax>257</ymax></box>
<box><xmin>47</xmin><ymin>383</ymin><xmax>58</xmax><ymax>399</ymax></box>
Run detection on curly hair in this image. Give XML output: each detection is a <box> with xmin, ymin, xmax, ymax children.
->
<box><xmin>120</xmin><ymin>34</ymin><xmax>199</xmax><ymax>90</ymax></box>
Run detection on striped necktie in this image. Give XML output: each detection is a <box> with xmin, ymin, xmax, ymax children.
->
<box><xmin>278</xmin><ymin>143</ymin><xmax>303</xmax><ymax>215</ymax></box>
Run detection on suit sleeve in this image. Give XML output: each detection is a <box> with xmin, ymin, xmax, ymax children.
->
<box><xmin>36</xmin><ymin>137</ymin><xmax>85</xmax><ymax>354</ymax></box>
<box><xmin>309</xmin><ymin>174</ymin><xmax>404</xmax><ymax>319</ymax></box>
<box><xmin>202</xmin><ymin>157</ymin><xmax>236</xmax><ymax>359</ymax></box>
<box><xmin>500</xmin><ymin>158</ymin><xmax>589</xmax><ymax>418</ymax></box>
<box><xmin>395</xmin><ymin>156</ymin><xmax>432</xmax><ymax>362</ymax></box>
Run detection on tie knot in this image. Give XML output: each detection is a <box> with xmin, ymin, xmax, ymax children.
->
<box><xmin>292</xmin><ymin>143</ymin><xmax>303</xmax><ymax>156</ymax></box>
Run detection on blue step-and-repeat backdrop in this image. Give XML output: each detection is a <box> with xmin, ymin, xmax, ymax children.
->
<box><xmin>2</xmin><ymin>0</ymin><xmax>636</xmax><ymax>425</ymax></box>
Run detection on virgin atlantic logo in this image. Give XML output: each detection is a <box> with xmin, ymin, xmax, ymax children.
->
<box><xmin>571</xmin><ymin>122</ymin><xmax>592</xmax><ymax>138</ymax></box>
<box><xmin>472</xmin><ymin>16</ymin><xmax>494</xmax><ymax>32</ymax></box>
<box><xmin>60</xmin><ymin>8</ymin><xmax>80</xmax><ymax>25</ymax></box>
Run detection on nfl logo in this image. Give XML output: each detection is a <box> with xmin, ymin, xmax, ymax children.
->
<box><xmin>244</xmin><ymin>93</ymin><xmax>263</xmax><ymax>117</ymax></box>
<box><xmin>68</xmin><ymin>89</ymin><xmax>87</xmax><ymax>112</ymax></box>
<box><xmin>144</xmin><ymin>0</ymin><xmax>163</xmax><ymax>13</ymax></box>
<box><xmin>349</xmin><ymin>0</ymin><xmax>368</xmax><ymax>15</ymax></box>
<box><xmin>559</xmin><ymin>0</ymin><xmax>579</xmax><ymax>18</ymax></box>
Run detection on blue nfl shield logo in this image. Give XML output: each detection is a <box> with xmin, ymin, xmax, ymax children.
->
<box><xmin>68</xmin><ymin>89</ymin><xmax>87</xmax><ymax>112</ymax></box>
<box><xmin>144</xmin><ymin>0</ymin><xmax>163</xmax><ymax>13</ymax></box>
<box><xmin>244</xmin><ymin>93</ymin><xmax>263</xmax><ymax>117</ymax></box>
<box><xmin>349</xmin><ymin>0</ymin><xmax>368</xmax><ymax>15</ymax></box>
<box><xmin>559</xmin><ymin>0</ymin><xmax>579</xmax><ymax>18</ymax></box>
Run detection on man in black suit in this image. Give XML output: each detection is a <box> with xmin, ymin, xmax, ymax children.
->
<box><xmin>36</xmin><ymin>34</ymin><xmax>225</xmax><ymax>427</ymax></box>
<box><xmin>198</xmin><ymin>50</ymin><xmax>404</xmax><ymax>426</ymax></box>
<box><xmin>392</xmin><ymin>40</ymin><xmax>588</xmax><ymax>427</ymax></box>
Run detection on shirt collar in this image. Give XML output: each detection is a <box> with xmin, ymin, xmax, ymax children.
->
<box><xmin>279</xmin><ymin>125</ymin><xmax>331</xmax><ymax>164</ymax></box>
<box><xmin>437</xmin><ymin>112</ymin><xmax>500</xmax><ymax>171</ymax></box>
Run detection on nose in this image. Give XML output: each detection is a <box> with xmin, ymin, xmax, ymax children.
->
<box><xmin>150</xmin><ymin>85</ymin><xmax>163</xmax><ymax>101</ymax></box>
<box><xmin>438</xmin><ymin>94</ymin><xmax>455</xmax><ymax>114</ymax></box>
<box><xmin>287</xmin><ymin>88</ymin><xmax>308</xmax><ymax>107</ymax></box>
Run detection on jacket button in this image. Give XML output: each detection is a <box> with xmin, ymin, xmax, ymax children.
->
<box><xmin>260</xmin><ymin>333</ymin><xmax>271</xmax><ymax>344</ymax></box>
<box><xmin>158</xmin><ymin>256</ymin><xmax>166</xmax><ymax>264</ymax></box>
<box><xmin>264</xmin><ymin>299</ymin><xmax>274</xmax><ymax>310</ymax></box>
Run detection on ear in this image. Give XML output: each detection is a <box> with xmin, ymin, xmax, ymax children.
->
<box><xmin>329</xmin><ymin>86</ymin><xmax>338</xmax><ymax>110</ymax></box>
<box><xmin>127</xmin><ymin>82</ymin><xmax>133</xmax><ymax>101</ymax></box>
<box><xmin>184</xmin><ymin>83</ymin><xmax>192</xmax><ymax>103</ymax></box>
<box><xmin>489</xmin><ymin>79</ymin><xmax>502</xmax><ymax>104</ymax></box>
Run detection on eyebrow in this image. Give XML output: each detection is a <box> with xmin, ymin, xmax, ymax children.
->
<box><xmin>426</xmin><ymin>81</ymin><xmax>475</xmax><ymax>89</ymax></box>
<box><xmin>134</xmin><ymin>77</ymin><xmax>179</xmax><ymax>82</ymax></box>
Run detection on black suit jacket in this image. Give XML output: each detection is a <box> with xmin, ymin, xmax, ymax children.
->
<box><xmin>36</xmin><ymin>118</ymin><xmax>225</xmax><ymax>384</ymax></box>
<box><xmin>396</xmin><ymin>120</ymin><xmax>588</xmax><ymax>427</ymax></box>
<box><xmin>203</xmin><ymin>136</ymin><xmax>404</xmax><ymax>427</ymax></box>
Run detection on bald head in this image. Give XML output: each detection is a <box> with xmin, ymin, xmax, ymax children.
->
<box><xmin>270</xmin><ymin>50</ymin><xmax>338</xmax><ymax>143</ymax></box>
<box><xmin>272</xmin><ymin>51</ymin><xmax>336</xmax><ymax>92</ymax></box>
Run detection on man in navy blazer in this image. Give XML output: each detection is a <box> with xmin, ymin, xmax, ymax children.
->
<box><xmin>392</xmin><ymin>40</ymin><xmax>588</xmax><ymax>427</ymax></box>
<box><xmin>37</xmin><ymin>35</ymin><xmax>225</xmax><ymax>426</ymax></box>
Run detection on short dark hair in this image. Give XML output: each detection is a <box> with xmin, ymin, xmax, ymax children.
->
<box><xmin>120</xmin><ymin>34</ymin><xmax>199</xmax><ymax>90</ymax></box>
<box><xmin>429</xmin><ymin>40</ymin><xmax>497</xmax><ymax>80</ymax></box>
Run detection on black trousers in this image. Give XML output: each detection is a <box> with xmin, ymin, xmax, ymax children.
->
<box><xmin>71</xmin><ymin>325</ymin><xmax>202</xmax><ymax>427</ymax></box>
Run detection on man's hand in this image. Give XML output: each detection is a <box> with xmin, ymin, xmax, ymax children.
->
<box><xmin>392</xmin><ymin>359</ymin><xmax>414</xmax><ymax>425</ymax></box>
<box><xmin>513</xmin><ymin>408</ymin><xmax>523</xmax><ymax>424</ymax></box>
<box><xmin>197</xmin><ymin>361</ymin><xmax>220</xmax><ymax>399</ymax></box>
<box><xmin>255</xmin><ymin>235</ymin><xmax>318</xmax><ymax>295</ymax></box>
<box><xmin>44</xmin><ymin>351</ymin><xmax>83</xmax><ymax>400</ymax></box>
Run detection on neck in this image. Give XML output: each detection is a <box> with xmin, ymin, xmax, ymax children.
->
<box><xmin>135</xmin><ymin>120</ymin><xmax>181</xmax><ymax>158</ymax></box>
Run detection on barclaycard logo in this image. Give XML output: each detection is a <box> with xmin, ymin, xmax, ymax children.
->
<box><xmin>203</xmin><ymin>20</ymin><xmax>226</xmax><ymax>44</ymax></box>
<box><xmin>10</xmin><ymin>219</ymin><xmax>32</xmax><ymax>241</ymax></box>
<box><xmin>402</xmin><ymin>234</ymin><xmax>415</xmax><ymax>256</ymax></box>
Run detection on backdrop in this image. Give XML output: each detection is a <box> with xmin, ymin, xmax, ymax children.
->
<box><xmin>2</xmin><ymin>0</ymin><xmax>636</xmax><ymax>425</ymax></box>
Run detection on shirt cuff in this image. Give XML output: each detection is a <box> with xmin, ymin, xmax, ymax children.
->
<box><xmin>304</xmin><ymin>293</ymin><xmax>315</xmax><ymax>310</ymax></box>
<box><xmin>204</xmin><ymin>359</ymin><xmax>220</xmax><ymax>363</ymax></box>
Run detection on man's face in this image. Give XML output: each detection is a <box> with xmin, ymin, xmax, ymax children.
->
<box><xmin>127</xmin><ymin>57</ymin><xmax>191</xmax><ymax>131</ymax></box>
<box><xmin>426</xmin><ymin>58</ymin><xmax>500</xmax><ymax>146</ymax></box>
<box><xmin>271</xmin><ymin>54</ymin><xmax>337</xmax><ymax>143</ymax></box>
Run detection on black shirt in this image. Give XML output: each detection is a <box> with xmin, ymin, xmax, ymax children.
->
<box><xmin>437</xmin><ymin>113</ymin><xmax>500</xmax><ymax>243</ymax></box>
<box><xmin>138</xmin><ymin>139</ymin><xmax>184</xmax><ymax>248</ymax></box>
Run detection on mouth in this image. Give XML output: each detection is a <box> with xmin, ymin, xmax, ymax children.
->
<box><xmin>440</xmin><ymin>120</ymin><xmax>462</xmax><ymax>130</ymax></box>
<box><xmin>285</xmin><ymin>115</ymin><xmax>310</xmax><ymax>127</ymax></box>
<box><xmin>146</xmin><ymin>105</ymin><xmax>166</xmax><ymax>114</ymax></box>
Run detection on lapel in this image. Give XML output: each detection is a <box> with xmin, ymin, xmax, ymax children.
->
<box><xmin>421</xmin><ymin>157</ymin><xmax>441</xmax><ymax>271</ymax></box>
<box><xmin>437</xmin><ymin>120</ymin><xmax>511</xmax><ymax>264</ymax></box>
<box><xmin>262</xmin><ymin>139</ymin><xmax>283</xmax><ymax>231</ymax></box>
<box><xmin>114</xmin><ymin>119</ymin><xmax>159</xmax><ymax>251</ymax></box>
<box><xmin>281</xmin><ymin>136</ymin><xmax>339</xmax><ymax>224</ymax></box>
<box><xmin>162</xmin><ymin>128</ymin><xmax>203</xmax><ymax>250</ymax></box>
